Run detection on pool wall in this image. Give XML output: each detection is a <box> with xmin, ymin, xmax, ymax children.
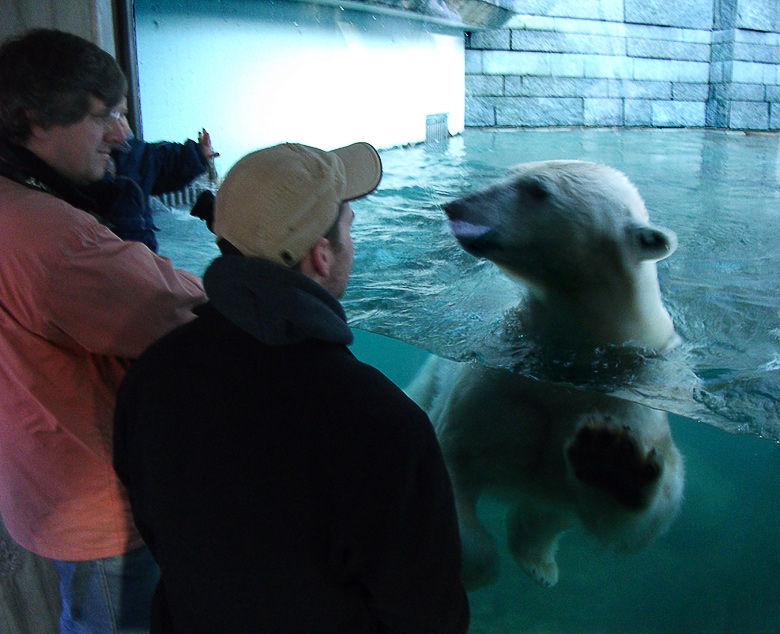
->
<box><xmin>466</xmin><ymin>0</ymin><xmax>780</xmax><ymax>130</ymax></box>
<box><xmin>134</xmin><ymin>0</ymin><xmax>466</xmax><ymax>168</ymax></box>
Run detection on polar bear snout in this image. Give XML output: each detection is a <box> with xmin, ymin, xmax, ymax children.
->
<box><xmin>444</xmin><ymin>200</ymin><xmax>500</xmax><ymax>255</ymax></box>
<box><xmin>448</xmin><ymin>219</ymin><xmax>500</xmax><ymax>254</ymax></box>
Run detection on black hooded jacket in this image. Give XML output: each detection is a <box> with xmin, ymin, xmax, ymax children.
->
<box><xmin>113</xmin><ymin>255</ymin><xmax>469</xmax><ymax>634</ymax></box>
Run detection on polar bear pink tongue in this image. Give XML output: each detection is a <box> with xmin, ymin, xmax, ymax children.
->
<box><xmin>448</xmin><ymin>219</ymin><xmax>492</xmax><ymax>240</ymax></box>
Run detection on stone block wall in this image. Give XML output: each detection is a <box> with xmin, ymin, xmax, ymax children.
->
<box><xmin>708</xmin><ymin>26</ymin><xmax>780</xmax><ymax>128</ymax></box>
<box><xmin>465</xmin><ymin>0</ymin><xmax>780</xmax><ymax>129</ymax></box>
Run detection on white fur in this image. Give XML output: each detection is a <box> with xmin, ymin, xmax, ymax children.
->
<box><xmin>407</xmin><ymin>161</ymin><xmax>685</xmax><ymax>589</ymax></box>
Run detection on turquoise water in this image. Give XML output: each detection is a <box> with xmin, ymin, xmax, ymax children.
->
<box><xmin>157</xmin><ymin>128</ymin><xmax>780</xmax><ymax>633</ymax></box>
<box><xmin>344</xmin><ymin>129</ymin><xmax>780</xmax><ymax>440</ymax></box>
<box><xmin>353</xmin><ymin>330</ymin><xmax>780</xmax><ymax>634</ymax></box>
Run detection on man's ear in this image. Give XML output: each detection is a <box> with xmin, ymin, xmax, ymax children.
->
<box><xmin>300</xmin><ymin>237</ymin><xmax>333</xmax><ymax>280</ymax></box>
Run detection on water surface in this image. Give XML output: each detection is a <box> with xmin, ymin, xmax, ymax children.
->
<box><xmin>158</xmin><ymin>128</ymin><xmax>780</xmax><ymax>438</ymax></box>
<box><xmin>345</xmin><ymin>129</ymin><xmax>780</xmax><ymax>440</ymax></box>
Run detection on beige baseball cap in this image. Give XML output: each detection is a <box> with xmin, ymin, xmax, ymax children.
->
<box><xmin>213</xmin><ymin>142</ymin><xmax>382</xmax><ymax>266</ymax></box>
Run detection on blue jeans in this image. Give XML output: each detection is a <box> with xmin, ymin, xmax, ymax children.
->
<box><xmin>53</xmin><ymin>545</ymin><xmax>160</xmax><ymax>634</ymax></box>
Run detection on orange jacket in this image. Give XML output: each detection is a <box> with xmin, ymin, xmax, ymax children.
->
<box><xmin>0</xmin><ymin>174</ymin><xmax>205</xmax><ymax>560</ymax></box>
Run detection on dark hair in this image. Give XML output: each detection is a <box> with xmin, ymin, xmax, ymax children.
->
<box><xmin>0</xmin><ymin>29</ymin><xmax>127</xmax><ymax>143</ymax></box>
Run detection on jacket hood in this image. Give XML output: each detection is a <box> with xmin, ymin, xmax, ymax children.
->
<box><xmin>203</xmin><ymin>255</ymin><xmax>353</xmax><ymax>346</ymax></box>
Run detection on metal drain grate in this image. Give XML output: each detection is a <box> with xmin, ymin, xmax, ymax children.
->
<box><xmin>157</xmin><ymin>185</ymin><xmax>200</xmax><ymax>208</ymax></box>
<box><xmin>156</xmin><ymin>172</ymin><xmax>219</xmax><ymax>208</ymax></box>
<box><xmin>426</xmin><ymin>113</ymin><xmax>449</xmax><ymax>144</ymax></box>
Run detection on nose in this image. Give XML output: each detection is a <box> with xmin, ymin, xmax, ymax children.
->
<box><xmin>117</xmin><ymin>113</ymin><xmax>132</xmax><ymax>138</ymax></box>
<box><xmin>104</xmin><ymin>115</ymin><xmax>127</xmax><ymax>146</ymax></box>
<box><xmin>443</xmin><ymin>200</ymin><xmax>465</xmax><ymax>220</ymax></box>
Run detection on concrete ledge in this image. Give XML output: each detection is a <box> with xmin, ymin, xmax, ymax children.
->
<box><xmin>504</xmin><ymin>3</ymin><xmax>623</xmax><ymax>23</ymax></box>
<box><xmin>507</xmin><ymin>15</ymin><xmax>711</xmax><ymax>43</ymax></box>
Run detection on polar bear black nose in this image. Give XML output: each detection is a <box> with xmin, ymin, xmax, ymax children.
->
<box><xmin>443</xmin><ymin>200</ymin><xmax>465</xmax><ymax>220</ymax></box>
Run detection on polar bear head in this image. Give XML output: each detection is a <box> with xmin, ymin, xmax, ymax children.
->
<box><xmin>444</xmin><ymin>160</ymin><xmax>679</xmax><ymax>352</ymax></box>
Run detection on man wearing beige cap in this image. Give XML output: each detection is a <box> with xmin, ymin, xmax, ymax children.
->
<box><xmin>114</xmin><ymin>142</ymin><xmax>469</xmax><ymax>633</ymax></box>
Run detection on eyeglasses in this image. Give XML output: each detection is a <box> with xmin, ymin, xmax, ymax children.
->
<box><xmin>89</xmin><ymin>109</ymin><xmax>124</xmax><ymax>128</ymax></box>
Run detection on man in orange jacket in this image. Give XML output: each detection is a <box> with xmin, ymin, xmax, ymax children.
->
<box><xmin>0</xmin><ymin>29</ymin><xmax>206</xmax><ymax>633</ymax></box>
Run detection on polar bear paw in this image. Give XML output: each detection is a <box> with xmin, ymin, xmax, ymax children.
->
<box><xmin>567</xmin><ymin>418</ymin><xmax>662</xmax><ymax>510</ymax></box>
<box><xmin>522</xmin><ymin>559</ymin><xmax>559</xmax><ymax>588</ymax></box>
<box><xmin>506</xmin><ymin>505</ymin><xmax>567</xmax><ymax>587</ymax></box>
<box><xmin>507</xmin><ymin>530</ymin><xmax>560</xmax><ymax>587</ymax></box>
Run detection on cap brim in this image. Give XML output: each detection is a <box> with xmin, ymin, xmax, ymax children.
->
<box><xmin>333</xmin><ymin>142</ymin><xmax>382</xmax><ymax>201</ymax></box>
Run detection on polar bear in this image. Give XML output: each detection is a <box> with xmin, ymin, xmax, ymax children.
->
<box><xmin>407</xmin><ymin>161</ymin><xmax>685</xmax><ymax>589</ymax></box>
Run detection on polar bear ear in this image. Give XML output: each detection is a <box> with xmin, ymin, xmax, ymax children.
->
<box><xmin>628</xmin><ymin>224</ymin><xmax>678</xmax><ymax>262</ymax></box>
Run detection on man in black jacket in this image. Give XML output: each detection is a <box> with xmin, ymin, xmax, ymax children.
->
<box><xmin>113</xmin><ymin>142</ymin><xmax>469</xmax><ymax>633</ymax></box>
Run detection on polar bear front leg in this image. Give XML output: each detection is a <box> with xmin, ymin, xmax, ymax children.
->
<box><xmin>507</xmin><ymin>500</ymin><xmax>575</xmax><ymax>587</ymax></box>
